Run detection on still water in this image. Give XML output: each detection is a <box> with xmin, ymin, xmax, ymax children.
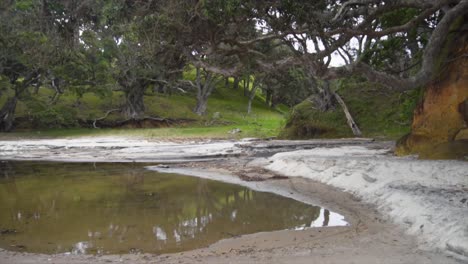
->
<box><xmin>0</xmin><ymin>161</ymin><xmax>344</xmax><ymax>255</ymax></box>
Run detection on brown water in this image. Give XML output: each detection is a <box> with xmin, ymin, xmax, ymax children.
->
<box><xmin>0</xmin><ymin>161</ymin><xmax>341</xmax><ymax>255</ymax></box>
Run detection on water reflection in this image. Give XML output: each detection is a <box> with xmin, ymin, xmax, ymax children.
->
<box><xmin>72</xmin><ymin>241</ymin><xmax>91</xmax><ymax>255</ymax></box>
<box><xmin>0</xmin><ymin>161</ymin><xmax>342</xmax><ymax>255</ymax></box>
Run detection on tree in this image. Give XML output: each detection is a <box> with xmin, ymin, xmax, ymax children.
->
<box><xmin>2</xmin><ymin>0</ymin><xmax>466</xmax><ymax>133</ymax></box>
<box><xmin>0</xmin><ymin>1</ymin><xmax>59</xmax><ymax>131</ymax></box>
<box><xmin>177</xmin><ymin>0</ymin><xmax>467</xmax><ymax>92</ymax></box>
<box><xmin>171</xmin><ymin>0</ymin><xmax>466</xmax><ymax>136</ymax></box>
<box><xmin>192</xmin><ymin>68</ymin><xmax>219</xmax><ymax>116</ymax></box>
<box><xmin>105</xmin><ymin>0</ymin><xmax>187</xmax><ymax>119</ymax></box>
<box><xmin>0</xmin><ymin>0</ymin><xmax>117</xmax><ymax>130</ymax></box>
<box><xmin>261</xmin><ymin>67</ymin><xmax>317</xmax><ymax>108</ymax></box>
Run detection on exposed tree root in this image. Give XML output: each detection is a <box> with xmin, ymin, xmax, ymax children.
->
<box><xmin>93</xmin><ymin>109</ymin><xmax>121</xmax><ymax>128</ymax></box>
<box><xmin>91</xmin><ymin>108</ymin><xmax>195</xmax><ymax>129</ymax></box>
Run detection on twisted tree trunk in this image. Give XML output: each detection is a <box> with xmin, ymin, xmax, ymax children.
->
<box><xmin>243</xmin><ymin>77</ymin><xmax>250</xmax><ymax>97</ymax></box>
<box><xmin>123</xmin><ymin>86</ymin><xmax>145</xmax><ymax>119</ymax></box>
<box><xmin>0</xmin><ymin>72</ymin><xmax>37</xmax><ymax>132</ymax></box>
<box><xmin>0</xmin><ymin>97</ymin><xmax>18</xmax><ymax>132</ymax></box>
<box><xmin>194</xmin><ymin>68</ymin><xmax>215</xmax><ymax>116</ymax></box>
<box><xmin>265</xmin><ymin>89</ymin><xmax>272</xmax><ymax>107</ymax></box>
<box><xmin>247</xmin><ymin>85</ymin><xmax>259</xmax><ymax>114</ymax></box>
<box><xmin>194</xmin><ymin>95</ymin><xmax>209</xmax><ymax>116</ymax></box>
<box><xmin>247</xmin><ymin>78</ymin><xmax>262</xmax><ymax>114</ymax></box>
<box><xmin>232</xmin><ymin>77</ymin><xmax>239</xmax><ymax>90</ymax></box>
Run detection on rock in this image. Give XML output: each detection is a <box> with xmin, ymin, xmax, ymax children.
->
<box><xmin>396</xmin><ymin>29</ymin><xmax>468</xmax><ymax>158</ymax></box>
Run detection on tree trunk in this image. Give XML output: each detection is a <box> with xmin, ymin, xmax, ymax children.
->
<box><xmin>332</xmin><ymin>91</ymin><xmax>362</xmax><ymax>137</ymax></box>
<box><xmin>233</xmin><ymin>77</ymin><xmax>239</xmax><ymax>90</ymax></box>
<box><xmin>243</xmin><ymin>77</ymin><xmax>250</xmax><ymax>96</ymax></box>
<box><xmin>271</xmin><ymin>97</ymin><xmax>278</xmax><ymax>108</ymax></box>
<box><xmin>247</xmin><ymin>88</ymin><xmax>257</xmax><ymax>114</ymax></box>
<box><xmin>155</xmin><ymin>83</ymin><xmax>165</xmax><ymax>94</ymax></box>
<box><xmin>247</xmin><ymin>99</ymin><xmax>253</xmax><ymax>114</ymax></box>
<box><xmin>123</xmin><ymin>86</ymin><xmax>145</xmax><ymax>119</ymax></box>
<box><xmin>193</xmin><ymin>68</ymin><xmax>215</xmax><ymax>116</ymax></box>
<box><xmin>0</xmin><ymin>97</ymin><xmax>18</xmax><ymax>132</ymax></box>
<box><xmin>313</xmin><ymin>81</ymin><xmax>335</xmax><ymax>112</ymax></box>
<box><xmin>194</xmin><ymin>95</ymin><xmax>209</xmax><ymax>116</ymax></box>
<box><xmin>265</xmin><ymin>89</ymin><xmax>272</xmax><ymax>107</ymax></box>
<box><xmin>247</xmin><ymin>80</ymin><xmax>260</xmax><ymax>114</ymax></box>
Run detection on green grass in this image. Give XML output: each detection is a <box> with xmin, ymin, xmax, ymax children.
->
<box><xmin>1</xmin><ymin>74</ymin><xmax>286</xmax><ymax>139</ymax></box>
<box><xmin>0</xmin><ymin>123</ymin><xmax>282</xmax><ymax>140</ymax></box>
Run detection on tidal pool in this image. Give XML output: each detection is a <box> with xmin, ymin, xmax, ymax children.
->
<box><xmin>0</xmin><ymin>161</ymin><xmax>346</xmax><ymax>255</ymax></box>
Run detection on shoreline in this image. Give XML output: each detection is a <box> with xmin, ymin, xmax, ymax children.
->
<box><xmin>0</xmin><ymin>137</ymin><xmax>464</xmax><ymax>263</ymax></box>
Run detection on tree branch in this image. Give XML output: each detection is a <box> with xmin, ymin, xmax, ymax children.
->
<box><xmin>325</xmin><ymin>0</ymin><xmax>468</xmax><ymax>91</ymax></box>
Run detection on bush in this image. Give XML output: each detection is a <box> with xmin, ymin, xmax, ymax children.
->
<box><xmin>279</xmin><ymin>100</ymin><xmax>352</xmax><ymax>139</ymax></box>
<box><xmin>28</xmin><ymin>103</ymin><xmax>79</xmax><ymax>128</ymax></box>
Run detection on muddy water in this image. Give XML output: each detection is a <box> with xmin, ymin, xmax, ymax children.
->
<box><xmin>0</xmin><ymin>161</ymin><xmax>344</xmax><ymax>255</ymax></box>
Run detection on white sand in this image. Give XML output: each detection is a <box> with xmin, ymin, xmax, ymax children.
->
<box><xmin>0</xmin><ymin>137</ymin><xmax>245</xmax><ymax>162</ymax></box>
<box><xmin>264</xmin><ymin>146</ymin><xmax>468</xmax><ymax>260</ymax></box>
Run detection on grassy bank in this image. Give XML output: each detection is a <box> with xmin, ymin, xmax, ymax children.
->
<box><xmin>1</xmin><ymin>76</ymin><xmax>286</xmax><ymax>139</ymax></box>
<box><xmin>2</xmin><ymin>74</ymin><xmax>419</xmax><ymax>141</ymax></box>
<box><xmin>280</xmin><ymin>79</ymin><xmax>420</xmax><ymax>140</ymax></box>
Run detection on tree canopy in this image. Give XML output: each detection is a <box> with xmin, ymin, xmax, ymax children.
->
<box><xmin>0</xmin><ymin>0</ymin><xmax>466</xmax><ymax>131</ymax></box>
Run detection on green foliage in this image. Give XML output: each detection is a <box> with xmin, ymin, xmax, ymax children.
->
<box><xmin>335</xmin><ymin>78</ymin><xmax>419</xmax><ymax>138</ymax></box>
<box><xmin>398</xmin><ymin>88</ymin><xmax>422</xmax><ymax>122</ymax></box>
<box><xmin>280</xmin><ymin>100</ymin><xmax>352</xmax><ymax>139</ymax></box>
<box><xmin>379</xmin><ymin>8</ymin><xmax>420</xmax><ymax>28</ymax></box>
<box><xmin>25</xmin><ymin>100</ymin><xmax>78</xmax><ymax>128</ymax></box>
<box><xmin>280</xmin><ymin>78</ymin><xmax>422</xmax><ymax>140</ymax></box>
<box><xmin>0</xmin><ymin>0</ymin><xmax>445</xmax><ymax>139</ymax></box>
<box><xmin>14</xmin><ymin>0</ymin><xmax>35</xmax><ymax>11</ymax></box>
<box><xmin>360</xmin><ymin>7</ymin><xmax>432</xmax><ymax>74</ymax></box>
<box><xmin>262</xmin><ymin>66</ymin><xmax>315</xmax><ymax>107</ymax></box>
<box><xmin>201</xmin><ymin>0</ymin><xmax>243</xmax><ymax>20</ymax></box>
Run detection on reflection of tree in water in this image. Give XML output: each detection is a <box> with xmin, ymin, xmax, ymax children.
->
<box><xmin>0</xmin><ymin>161</ymin><xmax>322</xmax><ymax>254</ymax></box>
<box><xmin>323</xmin><ymin>209</ymin><xmax>330</xmax><ymax>226</ymax></box>
<box><xmin>0</xmin><ymin>161</ymin><xmax>14</xmax><ymax>179</ymax></box>
<box><xmin>120</xmin><ymin>167</ymin><xmax>145</xmax><ymax>193</ymax></box>
<box><xmin>0</xmin><ymin>161</ymin><xmax>17</xmax><ymax>193</ymax></box>
<box><xmin>167</xmin><ymin>179</ymin><xmax>321</xmax><ymax>245</ymax></box>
